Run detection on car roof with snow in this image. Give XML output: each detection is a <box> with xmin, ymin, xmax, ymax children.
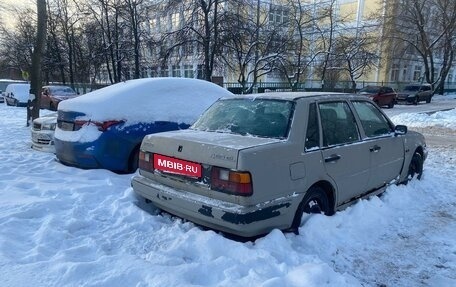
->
<box><xmin>57</xmin><ymin>77</ymin><xmax>234</xmax><ymax>124</ymax></box>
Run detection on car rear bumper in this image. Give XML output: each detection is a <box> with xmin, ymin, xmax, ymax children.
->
<box><xmin>131</xmin><ymin>173</ymin><xmax>297</xmax><ymax>237</ymax></box>
<box><xmin>396</xmin><ymin>95</ymin><xmax>415</xmax><ymax>104</ymax></box>
<box><xmin>54</xmin><ymin>138</ymin><xmax>101</xmax><ymax>169</ymax></box>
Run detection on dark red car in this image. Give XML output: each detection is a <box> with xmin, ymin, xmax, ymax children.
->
<box><xmin>358</xmin><ymin>86</ymin><xmax>397</xmax><ymax>108</ymax></box>
<box><xmin>40</xmin><ymin>85</ymin><xmax>78</xmax><ymax>110</ymax></box>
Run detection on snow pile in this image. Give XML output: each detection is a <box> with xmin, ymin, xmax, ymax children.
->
<box><xmin>0</xmin><ymin>102</ymin><xmax>455</xmax><ymax>287</ymax></box>
<box><xmin>390</xmin><ymin>108</ymin><xmax>456</xmax><ymax>129</ymax></box>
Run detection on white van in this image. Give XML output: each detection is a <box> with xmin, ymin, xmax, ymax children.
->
<box><xmin>5</xmin><ymin>83</ymin><xmax>30</xmax><ymax>106</ymax></box>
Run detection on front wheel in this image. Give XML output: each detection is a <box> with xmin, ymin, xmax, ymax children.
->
<box><xmin>291</xmin><ymin>186</ymin><xmax>332</xmax><ymax>233</ymax></box>
<box><xmin>408</xmin><ymin>152</ymin><xmax>423</xmax><ymax>181</ymax></box>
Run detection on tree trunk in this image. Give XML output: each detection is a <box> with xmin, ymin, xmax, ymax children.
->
<box><xmin>27</xmin><ymin>0</ymin><xmax>47</xmax><ymax>126</ymax></box>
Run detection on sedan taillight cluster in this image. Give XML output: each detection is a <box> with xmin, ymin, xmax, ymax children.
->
<box><xmin>74</xmin><ymin>120</ymin><xmax>123</xmax><ymax>131</ymax></box>
<box><xmin>139</xmin><ymin>151</ymin><xmax>253</xmax><ymax>196</ymax></box>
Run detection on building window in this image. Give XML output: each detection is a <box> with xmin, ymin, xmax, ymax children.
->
<box><xmin>150</xmin><ymin>67</ymin><xmax>158</xmax><ymax>77</ymax></box>
<box><xmin>171</xmin><ymin>12</ymin><xmax>181</xmax><ymax>30</ymax></box>
<box><xmin>401</xmin><ymin>65</ymin><xmax>408</xmax><ymax>81</ymax></box>
<box><xmin>269</xmin><ymin>5</ymin><xmax>289</xmax><ymax>25</ymax></box>
<box><xmin>172</xmin><ymin>65</ymin><xmax>181</xmax><ymax>77</ymax></box>
<box><xmin>197</xmin><ymin>64</ymin><xmax>204</xmax><ymax>79</ymax></box>
<box><xmin>160</xmin><ymin>66</ymin><xmax>169</xmax><ymax>77</ymax></box>
<box><xmin>390</xmin><ymin>64</ymin><xmax>399</xmax><ymax>81</ymax></box>
<box><xmin>413</xmin><ymin>66</ymin><xmax>422</xmax><ymax>81</ymax></box>
<box><xmin>184</xmin><ymin>65</ymin><xmax>194</xmax><ymax>78</ymax></box>
<box><xmin>141</xmin><ymin>67</ymin><xmax>148</xmax><ymax>78</ymax></box>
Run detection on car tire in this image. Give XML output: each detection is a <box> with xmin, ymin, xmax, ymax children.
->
<box><xmin>413</xmin><ymin>96</ymin><xmax>418</xmax><ymax>105</ymax></box>
<box><xmin>291</xmin><ymin>186</ymin><xmax>332</xmax><ymax>233</ymax></box>
<box><xmin>426</xmin><ymin>97</ymin><xmax>431</xmax><ymax>103</ymax></box>
<box><xmin>408</xmin><ymin>152</ymin><xmax>423</xmax><ymax>181</ymax></box>
<box><xmin>127</xmin><ymin>145</ymin><xmax>140</xmax><ymax>173</ymax></box>
<box><xmin>388</xmin><ymin>101</ymin><xmax>395</xmax><ymax>109</ymax></box>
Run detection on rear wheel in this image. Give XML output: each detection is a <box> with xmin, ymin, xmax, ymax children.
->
<box><xmin>127</xmin><ymin>145</ymin><xmax>140</xmax><ymax>173</ymax></box>
<box><xmin>387</xmin><ymin>100</ymin><xmax>395</xmax><ymax>109</ymax></box>
<box><xmin>291</xmin><ymin>186</ymin><xmax>331</xmax><ymax>233</ymax></box>
<box><xmin>426</xmin><ymin>97</ymin><xmax>431</xmax><ymax>103</ymax></box>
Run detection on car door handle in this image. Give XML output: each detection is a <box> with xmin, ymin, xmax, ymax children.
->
<box><xmin>324</xmin><ymin>154</ymin><xmax>341</xmax><ymax>163</ymax></box>
<box><xmin>370</xmin><ymin>145</ymin><xmax>381</xmax><ymax>152</ymax></box>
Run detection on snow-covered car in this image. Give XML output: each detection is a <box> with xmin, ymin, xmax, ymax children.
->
<box><xmin>4</xmin><ymin>83</ymin><xmax>30</xmax><ymax>107</ymax></box>
<box><xmin>40</xmin><ymin>85</ymin><xmax>79</xmax><ymax>110</ymax></box>
<box><xmin>54</xmin><ymin>78</ymin><xmax>233</xmax><ymax>173</ymax></box>
<box><xmin>31</xmin><ymin>113</ymin><xmax>57</xmax><ymax>153</ymax></box>
<box><xmin>132</xmin><ymin>92</ymin><xmax>427</xmax><ymax>237</ymax></box>
<box><xmin>396</xmin><ymin>84</ymin><xmax>433</xmax><ymax>105</ymax></box>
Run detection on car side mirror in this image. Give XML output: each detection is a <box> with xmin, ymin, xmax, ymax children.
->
<box><xmin>395</xmin><ymin>125</ymin><xmax>407</xmax><ymax>135</ymax></box>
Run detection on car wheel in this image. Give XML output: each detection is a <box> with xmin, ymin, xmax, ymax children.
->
<box><xmin>127</xmin><ymin>145</ymin><xmax>140</xmax><ymax>173</ymax></box>
<box><xmin>413</xmin><ymin>96</ymin><xmax>418</xmax><ymax>105</ymax></box>
<box><xmin>408</xmin><ymin>152</ymin><xmax>423</xmax><ymax>181</ymax></box>
<box><xmin>388</xmin><ymin>101</ymin><xmax>395</xmax><ymax>109</ymax></box>
<box><xmin>426</xmin><ymin>97</ymin><xmax>431</xmax><ymax>103</ymax></box>
<box><xmin>291</xmin><ymin>186</ymin><xmax>332</xmax><ymax>233</ymax></box>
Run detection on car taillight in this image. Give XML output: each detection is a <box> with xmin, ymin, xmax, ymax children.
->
<box><xmin>74</xmin><ymin>120</ymin><xmax>123</xmax><ymax>131</ymax></box>
<box><xmin>211</xmin><ymin>167</ymin><xmax>253</xmax><ymax>196</ymax></box>
<box><xmin>139</xmin><ymin>151</ymin><xmax>153</xmax><ymax>172</ymax></box>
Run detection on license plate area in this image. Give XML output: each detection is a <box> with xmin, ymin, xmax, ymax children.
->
<box><xmin>153</xmin><ymin>154</ymin><xmax>202</xmax><ymax>178</ymax></box>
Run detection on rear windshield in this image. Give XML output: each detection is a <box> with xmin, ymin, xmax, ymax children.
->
<box><xmin>359</xmin><ymin>86</ymin><xmax>380</xmax><ymax>93</ymax></box>
<box><xmin>49</xmin><ymin>86</ymin><xmax>76</xmax><ymax>94</ymax></box>
<box><xmin>192</xmin><ymin>98</ymin><xmax>294</xmax><ymax>139</ymax></box>
<box><xmin>404</xmin><ymin>85</ymin><xmax>420</xmax><ymax>91</ymax></box>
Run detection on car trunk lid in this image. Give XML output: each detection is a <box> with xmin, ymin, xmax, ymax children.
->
<box><xmin>142</xmin><ymin>129</ymin><xmax>281</xmax><ymax>170</ymax></box>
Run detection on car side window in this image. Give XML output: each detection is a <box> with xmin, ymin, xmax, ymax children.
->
<box><xmin>305</xmin><ymin>103</ymin><xmax>319</xmax><ymax>151</ymax></box>
<box><xmin>352</xmin><ymin>101</ymin><xmax>394</xmax><ymax>137</ymax></box>
<box><xmin>319</xmin><ymin>102</ymin><xmax>360</xmax><ymax>147</ymax></box>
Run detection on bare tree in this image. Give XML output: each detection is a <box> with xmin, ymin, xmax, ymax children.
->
<box><xmin>221</xmin><ymin>1</ymin><xmax>291</xmax><ymax>93</ymax></box>
<box><xmin>27</xmin><ymin>0</ymin><xmax>47</xmax><ymax>125</ymax></box>
<box><xmin>161</xmin><ymin>0</ymin><xmax>227</xmax><ymax>81</ymax></box>
<box><xmin>385</xmin><ymin>0</ymin><xmax>456</xmax><ymax>93</ymax></box>
<box><xmin>334</xmin><ymin>30</ymin><xmax>379</xmax><ymax>92</ymax></box>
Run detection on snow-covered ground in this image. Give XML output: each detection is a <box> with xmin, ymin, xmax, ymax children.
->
<box><xmin>1</xmin><ymin>96</ymin><xmax>455</xmax><ymax>287</ymax></box>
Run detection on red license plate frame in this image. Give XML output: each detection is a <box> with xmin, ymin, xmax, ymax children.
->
<box><xmin>153</xmin><ymin>154</ymin><xmax>202</xmax><ymax>178</ymax></box>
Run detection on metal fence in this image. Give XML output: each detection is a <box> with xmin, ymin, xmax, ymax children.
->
<box><xmin>224</xmin><ymin>80</ymin><xmax>456</xmax><ymax>94</ymax></box>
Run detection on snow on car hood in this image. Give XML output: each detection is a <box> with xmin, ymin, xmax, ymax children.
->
<box><xmin>33</xmin><ymin>113</ymin><xmax>57</xmax><ymax>125</ymax></box>
<box><xmin>57</xmin><ymin>78</ymin><xmax>233</xmax><ymax>125</ymax></box>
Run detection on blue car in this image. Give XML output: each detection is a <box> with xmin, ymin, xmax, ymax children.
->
<box><xmin>54</xmin><ymin>78</ymin><xmax>233</xmax><ymax>173</ymax></box>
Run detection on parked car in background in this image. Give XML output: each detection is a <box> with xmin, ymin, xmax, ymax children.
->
<box><xmin>54</xmin><ymin>78</ymin><xmax>233</xmax><ymax>173</ymax></box>
<box><xmin>132</xmin><ymin>92</ymin><xmax>427</xmax><ymax>238</ymax></box>
<box><xmin>4</xmin><ymin>83</ymin><xmax>30</xmax><ymax>107</ymax></box>
<box><xmin>40</xmin><ymin>85</ymin><xmax>79</xmax><ymax>110</ymax></box>
<box><xmin>0</xmin><ymin>79</ymin><xmax>27</xmax><ymax>104</ymax></box>
<box><xmin>358</xmin><ymin>85</ymin><xmax>397</xmax><ymax>108</ymax></box>
<box><xmin>31</xmin><ymin>113</ymin><xmax>57</xmax><ymax>153</ymax></box>
<box><xmin>396</xmin><ymin>84</ymin><xmax>433</xmax><ymax>105</ymax></box>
